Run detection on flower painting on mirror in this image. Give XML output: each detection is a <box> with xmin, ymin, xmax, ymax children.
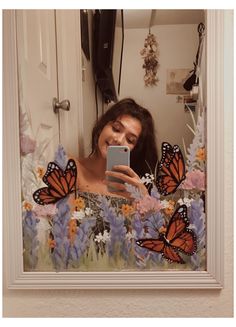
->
<box><xmin>20</xmin><ymin>104</ymin><xmax>206</xmax><ymax>272</ymax></box>
<box><xmin>18</xmin><ymin>9</ymin><xmax>206</xmax><ymax>273</ymax></box>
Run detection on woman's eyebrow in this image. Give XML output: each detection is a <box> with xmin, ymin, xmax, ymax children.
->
<box><xmin>116</xmin><ymin>120</ymin><xmax>138</xmax><ymax>139</ymax></box>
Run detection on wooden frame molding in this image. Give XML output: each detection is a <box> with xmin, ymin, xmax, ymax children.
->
<box><xmin>3</xmin><ymin>10</ymin><xmax>228</xmax><ymax>289</ymax></box>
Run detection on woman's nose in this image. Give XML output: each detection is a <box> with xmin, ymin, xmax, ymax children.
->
<box><xmin>114</xmin><ymin>134</ymin><xmax>125</xmax><ymax>145</ymax></box>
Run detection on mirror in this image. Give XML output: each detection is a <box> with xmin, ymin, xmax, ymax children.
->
<box><xmin>16</xmin><ymin>9</ymin><xmax>206</xmax><ymax>273</ymax></box>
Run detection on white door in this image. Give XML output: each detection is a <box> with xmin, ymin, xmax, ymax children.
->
<box><xmin>16</xmin><ymin>10</ymin><xmax>82</xmax><ymax>161</ymax></box>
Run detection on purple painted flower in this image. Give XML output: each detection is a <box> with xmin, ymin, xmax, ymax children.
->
<box><xmin>99</xmin><ymin>196</ymin><xmax>129</xmax><ymax>260</ymax></box>
<box><xmin>51</xmin><ymin>198</ymin><xmax>71</xmax><ymax>270</ymax></box>
<box><xmin>68</xmin><ymin>216</ymin><xmax>96</xmax><ymax>265</ymax></box>
<box><xmin>54</xmin><ymin>144</ymin><xmax>67</xmax><ymax>169</ymax></box>
<box><xmin>22</xmin><ymin>210</ymin><xmax>39</xmax><ymax>270</ymax></box>
<box><xmin>20</xmin><ymin>134</ymin><xmax>36</xmax><ymax>155</ymax></box>
<box><xmin>188</xmin><ymin>198</ymin><xmax>206</xmax><ymax>270</ymax></box>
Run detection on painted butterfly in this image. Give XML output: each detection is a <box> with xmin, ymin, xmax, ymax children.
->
<box><xmin>136</xmin><ymin>205</ymin><xmax>197</xmax><ymax>264</ymax></box>
<box><xmin>33</xmin><ymin>159</ymin><xmax>77</xmax><ymax>205</ymax></box>
<box><xmin>156</xmin><ymin>142</ymin><xmax>186</xmax><ymax>196</ymax></box>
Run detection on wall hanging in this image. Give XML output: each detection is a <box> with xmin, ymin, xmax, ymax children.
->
<box><xmin>140</xmin><ymin>10</ymin><xmax>159</xmax><ymax>86</ymax></box>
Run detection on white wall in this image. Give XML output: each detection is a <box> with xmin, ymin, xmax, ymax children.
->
<box><xmin>120</xmin><ymin>24</ymin><xmax>200</xmax><ymax>155</ymax></box>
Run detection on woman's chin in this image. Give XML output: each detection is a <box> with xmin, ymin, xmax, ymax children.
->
<box><xmin>98</xmin><ymin>147</ymin><xmax>108</xmax><ymax>160</ymax></box>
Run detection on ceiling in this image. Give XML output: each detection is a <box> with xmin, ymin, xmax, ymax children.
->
<box><xmin>123</xmin><ymin>10</ymin><xmax>205</xmax><ymax>29</ymax></box>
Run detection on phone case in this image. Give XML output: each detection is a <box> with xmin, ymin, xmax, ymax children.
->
<box><xmin>106</xmin><ymin>146</ymin><xmax>130</xmax><ymax>192</ymax></box>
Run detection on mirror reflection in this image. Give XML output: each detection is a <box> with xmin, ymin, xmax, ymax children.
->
<box><xmin>17</xmin><ymin>9</ymin><xmax>206</xmax><ymax>272</ymax></box>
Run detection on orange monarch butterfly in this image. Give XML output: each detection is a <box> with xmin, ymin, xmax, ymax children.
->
<box><xmin>156</xmin><ymin>142</ymin><xmax>186</xmax><ymax>196</ymax></box>
<box><xmin>136</xmin><ymin>205</ymin><xmax>197</xmax><ymax>264</ymax></box>
<box><xmin>33</xmin><ymin>159</ymin><xmax>77</xmax><ymax>205</ymax></box>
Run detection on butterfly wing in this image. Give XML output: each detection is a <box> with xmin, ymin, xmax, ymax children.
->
<box><xmin>166</xmin><ymin>205</ymin><xmax>189</xmax><ymax>240</ymax></box>
<box><xmin>157</xmin><ymin>142</ymin><xmax>185</xmax><ymax>195</ymax></box>
<box><xmin>33</xmin><ymin>187</ymin><xmax>63</xmax><ymax>205</ymax></box>
<box><xmin>170</xmin><ymin>229</ymin><xmax>197</xmax><ymax>255</ymax></box>
<box><xmin>136</xmin><ymin>205</ymin><xmax>197</xmax><ymax>264</ymax></box>
<box><xmin>162</xmin><ymin>244</ymin><xmax>185</xmax><ymax>264</ymax></box>
<box><xmin>33</xmin><ymin>159</ymin><xmax>77</xmax><ymax>205</ymax></box>
<box><xmin>136</xmin><ymin>238</ymin><xmax>185</xmax><ymax>264</ymax></box>
<box><xmin>136</xmin><ymin>238</ymin><xmax>165</xmax><ymax>253</ymax></box>
<box><xmin>166</xmin><ymin>205</ymin><xmax>197</xmax><ymax>255</ymax></box>
<box><xmin>64</xmin><ymin>159</ymin><xmax>77</xmax><ymax>192</ymax></box>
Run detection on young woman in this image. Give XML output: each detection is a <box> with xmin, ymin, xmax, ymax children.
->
<box><xmin>75</xmin><ymin>98</ymin><xmax>158</xmax><ymax>199</ymax></box>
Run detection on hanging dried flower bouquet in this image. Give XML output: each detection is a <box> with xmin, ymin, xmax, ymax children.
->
<box><xmin>140</xmin><ymin>33</ymin><xmax>159</xmax><ymax>86</ymax></box>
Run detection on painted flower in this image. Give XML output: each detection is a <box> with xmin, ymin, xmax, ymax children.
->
<box><xmin>163</xmin><ymin>206</ymin><xmax>174</xmax><ymax>216</ymax></box>
<box><xmin>68</xmin><ymin>219</ymin><xmax>78</xmax><ymax>245</ymax></box>
<box><xmin>121</xmin><ymin>204</ymin><xmax>134</xmax><ymax>217</ymax></box>
<box><xmin>136</xmin><ymin>195</ymin><xmax>162</xmax><ymax>215</ymax></box>
<box><xmin>72</xmin><ymin>210</ymin><xmax>85</xmax><ymax>221</ymax></box>
<box><xmin>74</xmin><ymin>197</ymin><xmax>85</xmax><ymax>210</ymax></box>
<box><xmin>20</xmin><ymin>134</ymin><xmax>36</xmax><ymax>155</ymax></box>
<box><xmin>94</xmin><ymin>230</ymin><xmax>110</xmax><ymax>244</ymax></box>
<box><xmin>33</xmin><ymin>204</ymin><xmax>58</xmax><ymax>217</ymax></box>
<box><xmin>181</xmin><ymin>169</ymin><xmax>205</xmax><ymax>191</ymax></box>
<box><xmin>161</xmin><ymin>200</ymin><xmax>175</xmax><ymax>216</ymax></box>
<box><xmin>196</xmin><ymin>147</ymin><xmax>206</xmax><ymax>161</ymax></box>
<box><xmin>125</xmin><ymin>230</ymin><xmax>137</xmax><ymax>241</ymax></box>
<box><xmin>48</xmin><ymin>239</ymin><xmax>56</xmax><ymax>249</ymax></box>
<box><xmin>141</xmin><ymin>173</ymin><xmax>155</xmax><ymax>185</ymax></box>
<box><xmin>36</xmin><ymin>166</ymin><xmax>45</xmax><ymax>179</ymax></box>
<box><xmin>158</xmin><ymin>226</ymin><xmax>167</xmax><ymax>234</ymax></box>
<box><xmin>84</xmin><ymin>207</ymin><xmax>93</xmax><ymax>216</ymax></box>
<box><xmin>23</xmin><ymin>201</ymin><xmax>33</xmax><ymax>211</ymax></box>
<box><xmin>177</xmin><ymin>197</ymin><xmax>194</xmax><ymax>207</ymax></box>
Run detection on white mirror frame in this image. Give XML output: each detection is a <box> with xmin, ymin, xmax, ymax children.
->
<box><xmin>3</xmin><ymin>10</ymin><xmax>229</xmax><ymax>289</ymax></box>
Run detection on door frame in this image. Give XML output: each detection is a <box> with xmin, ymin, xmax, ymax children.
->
<box><xmin>56</xmin><ymin>10</ymin><xmax>84</xmax><ymax>158</ymax></box>
<box><xmin>3</xmin><ymin>9</ymin><xmax>233</xmax><ymax>289</ymax></box>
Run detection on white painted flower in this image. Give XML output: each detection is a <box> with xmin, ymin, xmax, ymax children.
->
<box><xmin>94</xmin><ymin>230</ymin><xmax>110</xmax><ymax>243</ymax></box>
<box><xmin>72</xmin><ymin>210</ymin><xmax>85</xmax><ymax>221</ymax></box>
<box><xmin>141</xmin><ymin>173</ymin><xmax>154</xmax><ymax>185</ymax></box>
<box><xmin>102</xmin><ymin>230</ymin><xmax>110</xmax><ymax>242</ymax></box>
<box><xmin>85</xmin><ymin>207</ymin><xmax>93</xmax><ymax>216</ymax></box>
<box><xmin>94</xmin><ymin>232</ymin><xmax>103</xmax><ymax>243</ymax></box>
<box><xmin>160</xmin><ymin>200</ymin><xmax>170</xmax><ymax>208</ymax></box>
<box><xmin>125</xmin><ymin>230</ymin><xmax>137</xmax><ymax>241</ymax></box>
<box><xmin>177</xmin><ymin>197</ymin><xmax>194</xmax><ymax>207</ymax></box>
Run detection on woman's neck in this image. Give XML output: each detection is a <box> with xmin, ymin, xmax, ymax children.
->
<box><xmin>82</xmin><ymin>152</ymin><xmax>106</xmax><ymax>180</ymax></box>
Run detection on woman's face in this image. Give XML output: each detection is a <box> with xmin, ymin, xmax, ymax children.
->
<box><xmin>97</xmin><ymin>114</ymin><xmax>142</xmax><ymax>159</ymax></box>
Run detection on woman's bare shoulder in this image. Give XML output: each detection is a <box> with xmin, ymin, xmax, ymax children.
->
<box><xmin>67</xmin><ymin>156</ymin><xmax>90</xmax><ymax>177</ymax></box>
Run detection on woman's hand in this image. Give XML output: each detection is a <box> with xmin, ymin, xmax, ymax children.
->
<box><xmin>104</xmin><ymin>165</ymin><xmax>148</xmax><ymax>199</ymax></box>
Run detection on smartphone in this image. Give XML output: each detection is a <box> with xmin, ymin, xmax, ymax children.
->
<box><xmin>106</xmin><ymin>146</ymin><xmax>130</xmax><ymax>192</ymax></box>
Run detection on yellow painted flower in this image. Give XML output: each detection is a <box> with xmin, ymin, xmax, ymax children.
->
<box><xmin>164</xmin><ymin>207</ymin><xmax>174</xmax><ymax>216</ymax></box>
<box><xmin>36</xmin><ymin>166</ymin><xmax>45</xmax><ymax>178</ymax></box>
<box><xmin>168</xmin><ymin>200</ymin><xmax>175</xmax><ymax>207</ymax></box>
<box><xmin>74</xmin><ymin>197</ymin><xmax>85</xmax><ymax>210</ymax></box>
<box><xmin>196</xmin><ymin>147</ymin><xmax>206</xmax><ymax>161</ymax></box>
<box><xmin>48</xmin><ymin>239</ymin><xmax>56</xmax><ymax>249</ymax></box>
<box><xmin>68</xmin><ymin>219</ymin><xmax>78</xmax><ymax>245</ymax></box>
<box><xmin>159</xmin><ymin>226</ymin><xmax>167</xmax><ymax>234</ymax></box>
<box><xmin>163</xmin><ymin>200</ymin><xmax>175</xmax><ymax>216</ymax></box>
<box><xmin>121</xmin><ymin>204</ymin><xmax>134</xmax><ymax>217</ymax></box>
<box><xmin>23</xmin><ymin>201</ymin><xmax>33</xmax><ymax>211</ymax></box>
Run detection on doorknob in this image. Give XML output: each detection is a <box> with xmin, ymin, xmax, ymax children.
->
<box><xmin>53</xmin><ymin>97</ymin><xmax>70</xmax><ymax>113</ymax></box>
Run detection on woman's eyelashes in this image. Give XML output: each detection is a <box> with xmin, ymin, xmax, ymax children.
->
<box><xmin>111</xmin><ymin>123</ymin><xmax>136</xmax><ymax>145</ymax></box>
<box><xmin>111</xmin><ymin>123</ymin><xmax>120</xmax><ymax>133</ymax></box>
